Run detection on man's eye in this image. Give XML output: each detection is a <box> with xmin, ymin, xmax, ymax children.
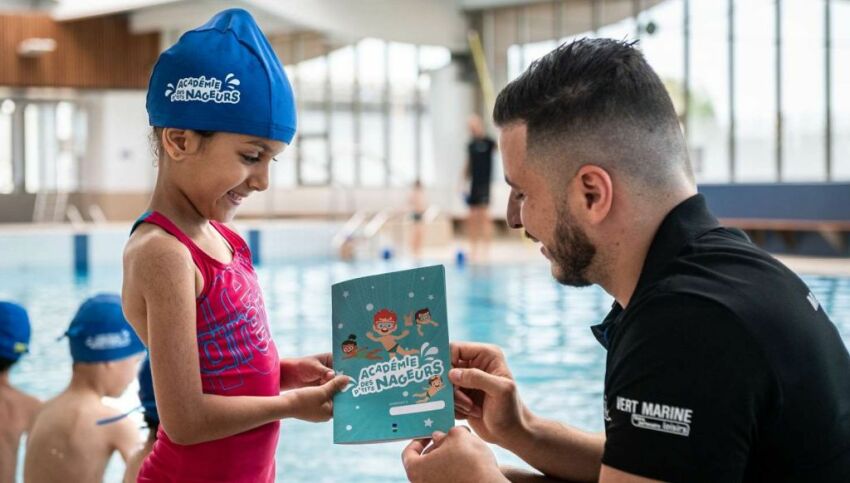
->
<box><xmin>242</xmin><ymin>154</ymin><xmax>261</xmax><ymax>163</ymax></box>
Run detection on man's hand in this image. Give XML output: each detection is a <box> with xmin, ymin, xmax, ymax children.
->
<box><xmin>402</xmin><ymin>427</ymin><xmax>507</xmax><ymax>483</ymax></box>
<box><xmin>280</xmin><ymin>353</ymin><xmax>334</xmax><ymax>390</ymax></box>
<box><xmin>450</xmin><ymin>342</ymin><xmax>532</xmax><ymax>447</ymax></box>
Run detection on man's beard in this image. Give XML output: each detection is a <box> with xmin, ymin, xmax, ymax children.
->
<box><xmin>548</xmin><ymin>210</ymin><xmax>596</xmax><ymax>287</ymax></box>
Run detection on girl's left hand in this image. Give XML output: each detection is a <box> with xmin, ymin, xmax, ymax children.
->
<box><xmin>280</xmin><ymin>353</ymin><xmax>335</xmax><ymax>390</ymax></box>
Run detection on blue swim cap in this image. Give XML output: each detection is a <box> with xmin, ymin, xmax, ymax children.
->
<box><xmin>0</xmin><ymin>302</ymin><xmax>30</xmax><ymax>361</ymax></box>
<box><xmin>146</xmin><ymin>8</ymin><xmax>297</xmax><ymax>144</ymax></box>
<box><xmin>138</xmin><ymin>356</ymin><xmax>158</xmax><ymax>422</ymax></box>
<box><xmin>65</xmin><ymin>293</ymin><xmax>145</xmax><ymax>363</ymax></box>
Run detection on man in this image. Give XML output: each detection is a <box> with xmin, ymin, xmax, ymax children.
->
<box><xmin>462</xmin><ymin>113</ymin><xmax>497</xmax><ymax>262</ymax></box>
<box><xmin>402</xmin><ymin>38</ymin><xmax>850</xmax><ymax>482</ymax></box>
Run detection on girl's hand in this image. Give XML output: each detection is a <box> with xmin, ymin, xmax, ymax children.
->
<box><xmin>280</xmin><ymin>353</ymin><xmax>334</xmax><ymax>390</ymax></box>
<box><xmin>281</xmin><ymin>375</ymin><xmax>349</xmax><ymax>422</ymax></box>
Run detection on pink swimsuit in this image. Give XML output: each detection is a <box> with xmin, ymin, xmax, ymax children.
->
<box><xmin>134</xmin><ymin>211</ymin><xmax>280</xmax><ymax>482</ymax></box>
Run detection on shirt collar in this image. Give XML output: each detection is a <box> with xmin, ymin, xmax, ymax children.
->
<box><xmin>590</xmin><ymin>194</ymin><xmax>720</xmax><ymax>350</ymax></box>
<box><xmin>634</xmin><ymin>194</ymin><xmax>720</xmax><ymax>295</ymax></box>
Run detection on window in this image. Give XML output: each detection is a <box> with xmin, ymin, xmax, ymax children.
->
<box><xmin>734</xmin><ymin>0</ymin><xmax>777</xmax><ymax>181</ymax></box>
<box><xmin>782</xmin><ymin>0</ymin><xmax>826</xmax><ymax>181</ymax></box>
<box><xmin>0</xmin><ymin>100</ymin><xmax>14</xmax><ymax>193</ymax></box>
<box><xmin>833</xmin><ymin>0</ymin><xmax>850</xmax><ymax>180</ymax></box>
<box><xmin>275</xmin><ymin>39</ymin><xmax>448</xmax><ymax>188</ymax></box>
<box><xmin>689</xmin><ymin>0</ymin><xmax>731</xmax><ymax>182</ymax></box>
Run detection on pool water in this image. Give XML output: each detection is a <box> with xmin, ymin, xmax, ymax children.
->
<box><xmin>3</xmin><ymin>259</ymin><xmax>849</xmax><ymax>482</ymax></box>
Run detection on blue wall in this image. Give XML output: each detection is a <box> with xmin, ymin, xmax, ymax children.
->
<box><xmin>699</xmin><ymin>183</ymin><xmax>850</xmax><ymax>256</ymax></box>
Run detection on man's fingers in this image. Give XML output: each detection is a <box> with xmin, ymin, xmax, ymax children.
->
<box><xmin>449</xmin><ymin>368</ymin><xmax>511</xmax><ymax>396</ymax></box>
<box><xmin>402</xmin><ymin>438</ymin><xmax>430</xmax><ymax>469</ymax></box>
<box><xmin>451</xmin><ymin>341</ymin><xmax>502</xmax><ymax>366</ymax></box>
<box><xmin>454</xmin><ymin>389</ymin><xmax>475</xmax><ymax>412</ymax></box>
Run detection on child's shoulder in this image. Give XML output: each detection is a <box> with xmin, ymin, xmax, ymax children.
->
<box><xmin>123</xmin><ymin>221</ymin><xmax>201</xmax><ymax>301</ymax></box>
<box><xmin>0</xmin><ymin>385</ymin><xmax>41</xmax><ymax>426</ymax></box>
<box><xmin>124</xmin><ymin>223</ymin><xmax>192</xmax><ymax>269</ymax></box>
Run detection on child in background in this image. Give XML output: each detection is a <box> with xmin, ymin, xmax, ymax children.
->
<box><xmin>121</xmin><ymin>8</ymin><xmax>348</xmax><ymax>482</ymax></box>
<box><xmin>123</xmin><ymin>356</ymin><xmax>157</xmax><ymax>483</ymax></box>
<box><xmin>23</xmin><ymin>293</ymin><xmax>145</xmax><ymax>483</ymax></box>
<box><xmin>0</xmin><ymin>302</ymin><xmax>42</xmax><ymax>483</ymax></box>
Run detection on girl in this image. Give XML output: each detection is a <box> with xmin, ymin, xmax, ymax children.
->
<box><xmin>122</xmin><ymin>9</ymin><xmax>347</xmax><ymax>482</ymax></box>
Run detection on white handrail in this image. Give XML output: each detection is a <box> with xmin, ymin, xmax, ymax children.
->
<box><xmin>332</xmin><ymin>211</ymin><xmax>368</xmax><ymax>249</ymax></box>
<box><xmin>88</xmin><ymin>204</ymin><xmax>107</xmax><ymax>223</ymax></box>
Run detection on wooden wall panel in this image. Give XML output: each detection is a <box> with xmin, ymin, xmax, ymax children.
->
<box><xmin>0</xmin><ymin>13</ymin><xmax>160</xmax><ymax>89</ymax></box>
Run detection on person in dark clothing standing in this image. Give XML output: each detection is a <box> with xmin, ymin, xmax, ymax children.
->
<box><xmin>403</xmin><ymin>38</ymin><xmax>850</xmax><ymax>483</ymax></box>
<box><xmin>463</xmin><ymin>114</ymin><xmax>497</xmax><ymax>262</ymax></box>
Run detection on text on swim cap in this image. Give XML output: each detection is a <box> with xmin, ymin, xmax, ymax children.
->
<box><xmin>165</xmin><ymin>74</ymin><xmax>241</xmax><ymax>104</ymax></box>
<box><xmin>85</xmin><ymin>330</ymin><xmax>133</xmax><ymax>350</ymax></box>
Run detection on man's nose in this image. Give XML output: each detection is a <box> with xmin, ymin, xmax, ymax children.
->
<box><xmin>506</xmin><ymin>197</ymin><xmax>523</xmax><ymax>229</ymax></box>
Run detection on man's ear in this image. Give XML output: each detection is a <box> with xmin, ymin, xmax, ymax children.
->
<box><xmin>161</xmin><ymin>128</ymin><xmax>203</xmax><ymax>161</ymax></box>
<box><xmin>571</xmin><ymin>164</ymin><xmax>614</xmax><ymax>226</ymax></box>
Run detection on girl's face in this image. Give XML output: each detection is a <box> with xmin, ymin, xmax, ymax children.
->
<box><xmin>169</xmin><ymin>131</ymin><xmax>286</xmax><ymax>222</ymax></box>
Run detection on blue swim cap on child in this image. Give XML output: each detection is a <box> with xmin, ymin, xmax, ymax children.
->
<box><xmin>0</xmin><ymin>302</ymin><xmax>30</xmax><ymax>361</ymax></box>
<box><xmin>138</xmin><ymin>356</ymin><xmax>158</xmax><ymax>423</ymax></box>
<box><xmin>65</xmin><ymin>293</ymin><xmax>145</xmax><ymax>363</ymax></box>
<box><xmin>146</xmin><ymin>8</ymin><xmax>297</xmax><ymax>144</ymax></box>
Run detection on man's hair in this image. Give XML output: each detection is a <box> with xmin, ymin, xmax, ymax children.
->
<box><xmin>0</xmin><ymin>356</ymin><xmax>15</xmax><ymax>373</ymax></box>
<box><xmin>493</xmin><ymin>38</ymin><xmax>691</xmax><ymax>190</ymax></box>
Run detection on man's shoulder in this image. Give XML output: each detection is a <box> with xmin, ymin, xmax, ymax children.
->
<box><xmin>621</xmin><ymin>291</ymin><xmax>749</xmax><ymax>345</ymax></box>
<box><xmin>652</xmin><ymin>227</ymin><xmax>811</xmax><ymax>319</ymax></box>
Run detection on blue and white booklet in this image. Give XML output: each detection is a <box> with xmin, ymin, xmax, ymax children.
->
<box><xmin>332</xmin><ymin>265</ymin><xmax>455</xmax><ymax>444</ymax></box>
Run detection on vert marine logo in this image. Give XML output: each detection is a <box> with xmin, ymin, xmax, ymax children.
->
<box><xmin>165</xmin><ymin>74</ymin><xmax>241</xmax><ymax>104</ymax></box>
<box><xmin>614</xmin><ymin>396</ymin><xmax>693</xmax><ymax>437</ymax></box>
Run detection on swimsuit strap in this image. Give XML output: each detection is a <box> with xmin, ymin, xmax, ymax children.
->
<box><xmin>130</xmin><ymin>211</ymin><xmax>217</xmax><ymax>296</ymax></box>
<box><xmin>209</xmin><ymin>221</ymin><xmax>252</xmax><ymax>268</ymax></box>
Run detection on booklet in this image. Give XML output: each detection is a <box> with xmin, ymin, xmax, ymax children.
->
<box><xmin>332</xmin><ymin>265</ymin><xmax>455</xmax><ymax>444</ymax></box>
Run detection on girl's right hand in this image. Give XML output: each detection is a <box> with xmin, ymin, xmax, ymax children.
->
<box><xmin>281</xmin><ymin>375</ymin><xmax>350</xmax><ymax>422</ymax></box>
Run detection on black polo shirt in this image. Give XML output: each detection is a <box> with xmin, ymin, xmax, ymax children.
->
<box><xmin>592</xmin><ymin>194</ymin><xmax>850</xmax><ymax>482</ymax></box>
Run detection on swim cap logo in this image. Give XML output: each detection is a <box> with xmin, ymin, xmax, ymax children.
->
<box><xmin>85</xmin><ymin>330</ymin><xmax>132</xmax><ymax>350</ymax></box>
<box><xmin>165</xmin><ymin>73</ymin><xmax>241</xmax><ymax>104</ymax></box>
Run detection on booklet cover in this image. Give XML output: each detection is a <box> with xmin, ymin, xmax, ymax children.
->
<box><xmin>332</xmin><ymin>265</ymin><xmax>454</xmax><ymax>444</ymax></box>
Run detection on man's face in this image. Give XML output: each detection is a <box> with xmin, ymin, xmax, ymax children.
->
<box><xmin>416</xmin><ymin>312</ymin><xmax>431</xmax><ymax>324</ymax></box>
<box><xmin>501</xmin><ymin>124</ymin><xmax>596</xmax><ymax>287</ymax></box>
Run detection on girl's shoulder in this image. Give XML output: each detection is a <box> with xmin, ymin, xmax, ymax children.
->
<box><xmin>124</xmin><ymin>224</ymin><xmax>197</xmax><ymax>291</ymax></box>
<box><xmin>125</xmin><ymin>223</ymin><xmax>192</xmax><ymax>266</ymax></box>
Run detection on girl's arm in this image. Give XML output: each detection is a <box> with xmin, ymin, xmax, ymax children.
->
<box><xmin>133</xmin><ymin>237</ymin><xmax>346</xmax><ymax>445</ymax></box>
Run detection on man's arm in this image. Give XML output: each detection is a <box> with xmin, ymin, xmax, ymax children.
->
<box><xmin>507</xmin><ymin>413</ymin><xmax>605</xmax><ymax>482</ymax></box>
<box><xmin>599</xmin><ymin>465</ymin><xmax>662</xmax><ymax>483</ymax></box>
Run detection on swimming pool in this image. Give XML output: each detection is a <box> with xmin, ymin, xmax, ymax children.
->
<box><xmin>5</xmin><ymin>259</ymin><xmax>850</xmax><ymax>482</ymax></box>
